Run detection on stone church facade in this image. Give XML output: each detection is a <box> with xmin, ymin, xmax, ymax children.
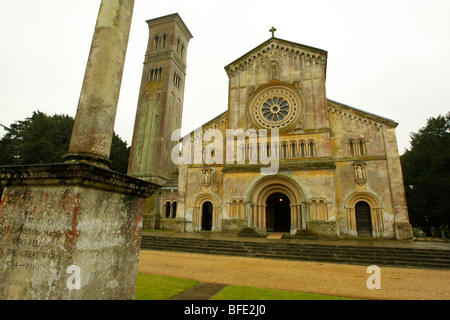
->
<box><xmin>128</xmin><ymin>14</ymin><xmax>413</xmax><ymax>240</ymax></box>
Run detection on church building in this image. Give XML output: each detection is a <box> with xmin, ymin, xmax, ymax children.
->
<box><xmin>128</xmin><ymin>13</ymin><xmax>413</xmax><ymax>240</ymax></box>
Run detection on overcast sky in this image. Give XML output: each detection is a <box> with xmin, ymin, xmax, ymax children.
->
<box><xmin>1</xmin><ymin>0</ymin><xmax>449</xmax><ymax>155</ymax></box>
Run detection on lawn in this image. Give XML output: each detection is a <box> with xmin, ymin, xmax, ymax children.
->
<box><xmin>211</xmin><ymin>285</ymin><xmax>354</xmax><ymax>300</ymax></box>
<box><xmin>135</xmin><ymin>274</ymin><xmax>353</xmax><ymax>300</ymax></box>
<box><xmin>135</xmin><ymin>273</ymin><xmax>199</xmax><ymax>300</ymax></box>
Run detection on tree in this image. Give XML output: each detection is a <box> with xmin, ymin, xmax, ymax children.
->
<box><xmin>401</xmin><ymin>112</ymin><xmax>450</xmax><ymax>228</ymax></box>
<box><xmin>0</xmin><ymin>111</ymin><xmax>130</xmax><ymax>174</ymax></box>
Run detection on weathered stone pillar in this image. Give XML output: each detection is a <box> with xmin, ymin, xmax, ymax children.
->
<box><xmin>0</xmin><ymin>164</ymin><xmax>157</xmax><ymax>300</ymax></box>
<box><xmin>64</xmin><ymin>0</ymin><xmax>135</xmax><ymax>168</ymax></box>
<box><xmin>0</xmin><ymin>0</ymin><xmax>159</xmax><ymax>300</ymax></box>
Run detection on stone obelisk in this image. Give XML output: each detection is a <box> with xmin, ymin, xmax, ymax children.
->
<box><xmin>0</xmin><ymin>0</ymin><xmax>157</xmax><ymax>300</ymax></box>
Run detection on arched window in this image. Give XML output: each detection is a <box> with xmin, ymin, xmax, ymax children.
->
<box><xmin>162</xmin><ymin>34</ymin><xmax>167</xmax><ymax>48</ymax></box>
<box><xmin>281</xmin><ymin>142</ymin><xmax>288</xmax><ymax>158</ymax></box>
<box><xmin>238</xmin><ymin>145</ymin><xmax>246</xmax><ymax>163</ymax></box>
<box><xmin>290</xmin><ymin>142</ymin><xmax>296</xmax><ymax>158</ymax></box>
<box><xmin>171</xmin><ymin>202</ymin><xmax>177</xmax><ymax>218</ymax></box>
<box><xmin>158</xmin><ymin>67</ymin><xmax>163</xmax><ymax>80</ymax></box>
<box><xmin>149</xmin><ymin>69</ymin><xmax>154</xmax><ymax>82</ymax></box>
<box><xmin>299</xmin><ymin>141</ymin><xmax>306</xmax><ymax>157</ymax></box>
<box><xmin>358</xmin><ymin>139</ymin><xmax>366</xmax><ymax>156</ymax></box>
<box><xmin>164</xmin><ymin>201</ymin><xmax>171</xmax><ymax>218</ymax></box>
<box><xmin>348</xmin><ymin>139</ymin><xmax>356</xmax><ymax>157</ymax></box>
<box><xmin>309</xmin><ymin>140</ymin><xmax>315</xmax><ymax>157</ymax></box>
<box><xmin>154</xmin><ymin>36</ymin><xmax>159</xmax><ymax>49</ymax></box>
<box><xmin>248</xmin><ymin>144</ymin><xmax>255</xmax><ymax>161</ymax></box>
<box><xmin>266</xmin><ymin>143</ymin><xmax>271</xmax><ymax>158</ymax></box>
<box><xmin>272</xmin><ymin>142</ymin><xmax>279</xmax><ymax>160</ymax></box>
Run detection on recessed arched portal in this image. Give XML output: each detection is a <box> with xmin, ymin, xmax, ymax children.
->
<box><xmin>345</xmin><ymin>192</ymin><xmax>383</xmax><ymax>238</ymax></box>
<box><xmin>266</xmin><ymin>192</ymin><xmax>291</xmax><ymax>232</ymax></box>
<box><xmin>355</xmin><ymin>201</ymin><xmax>372</xmax><ymax>237</ymax></box>
<box><xmin>201</xmin><ymin>201</ymin><xmax>213</xmax><ymax>231</ymax></box>
<box><xmin>248</xmin><ymin>175</ymin><xmax>304</xmax><ymax>234</ymax></box>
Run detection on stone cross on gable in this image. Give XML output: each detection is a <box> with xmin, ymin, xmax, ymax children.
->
<box><xmin>270</xmin><ymin>26</ymin><xmax>277</xmax><ymax>38</ymax></box>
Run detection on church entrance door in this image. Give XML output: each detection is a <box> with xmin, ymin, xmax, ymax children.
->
<box><xmin>355</xmin><ymin>201</ymin><xmax>372</xmax><ymax>237</ymax></box>
<box><xmin>201</xmin><ymin>201</ymin><xmax>213</xmax><ymax>231</ymax></box>
<box><xmin>266</xmin><ymin>192</ymin><xmax>291</xmax><ymax>232</ymax></box>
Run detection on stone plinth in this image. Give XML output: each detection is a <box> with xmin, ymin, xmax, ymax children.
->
<box><xmin>0</xmin><ymin>163</ymin><xmax>157</xmax><ymax>300</ymax></box>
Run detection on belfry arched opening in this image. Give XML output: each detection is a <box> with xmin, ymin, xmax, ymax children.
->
<box><xmin>266</xmin><ymin>192</ymin><xmax>291</xmax><ymax>232</ymax></box>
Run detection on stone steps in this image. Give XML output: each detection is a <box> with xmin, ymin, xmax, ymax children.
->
<box><xmin>140</xmin><ymin>235</ymin><xmax>450</xmax><ymax>269</ymax></box>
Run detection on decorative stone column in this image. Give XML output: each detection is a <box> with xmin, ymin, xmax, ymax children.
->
<box><xmin>245</xmin><ymin>202</ymin><xmax>253</xmax><ymax>227</ymax></box>
<box><xmin>0</xmin><ymin>0</ymin><xmax>159</xmax><ymax>300</ymax></box>
<box><xmin>301</xmin><ymin>203</ymin><xmax>310</xmax><ymax>230</ymax></box>
<box><xmin>64</xmin><ymin>0</ymin><xmax>135</xmax><ymax>168</ymax></box>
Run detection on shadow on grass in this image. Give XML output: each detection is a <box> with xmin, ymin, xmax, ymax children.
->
<box><xmin>135</xmin><ymin>274</ymin><xmax>199</xmax><ymax>300</ymax></box>
<box><xmin>135</xmin><ymin>274</ymin><xmax>354</xmax><ymax>300</ymax></box>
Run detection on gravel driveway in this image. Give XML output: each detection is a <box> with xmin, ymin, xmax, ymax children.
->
<box><xmin>138</xmin><ymin>249</ymin><xmax>450</xmax><ymax>300</ymax></box>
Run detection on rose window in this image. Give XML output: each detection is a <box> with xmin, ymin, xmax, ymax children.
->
<box><xmin>248</xmin><ymin>84</ymin><xmax>302</xmax><ymax>131</ymax></box>
<box><xmin>261</xmin><ymin>97</ymin><xmax>290</xmax><ymax>122</ymax></box>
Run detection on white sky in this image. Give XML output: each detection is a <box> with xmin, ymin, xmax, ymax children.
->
<box><xmin>1</xmin><ymin>0</ymin><xmax>449</xmax><ymax>155</ymax></box>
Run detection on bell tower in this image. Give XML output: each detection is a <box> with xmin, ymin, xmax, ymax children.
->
<box><xmin>128</xmin><ymin>13</ymin><xmax>193</xmax><ymax>186</ymax></box>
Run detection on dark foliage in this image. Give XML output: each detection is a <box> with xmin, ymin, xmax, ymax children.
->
<box><xmin>401</xmin><ymin>112</ymin><xmax>450</xmax><ymax>228</ymax></box>
<box><xmin>0</xmin><ymin>111</ymin><xmax>130</xmax><ymax>174</ymax></box>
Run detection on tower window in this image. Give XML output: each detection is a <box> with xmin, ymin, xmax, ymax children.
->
<box><xmin>149</xmin><ymin>67</ymin><xmax>163</xmax><ymax>82</ymax></box>
<box><xmin>173</xmin><ymin>72</ymin><xmax>182</xmax><ymax>89</ymax></box>
<box><xmin>149</xmin><ymin>69</ymin><xmax>154</xmax><ymax>82</ymax></box>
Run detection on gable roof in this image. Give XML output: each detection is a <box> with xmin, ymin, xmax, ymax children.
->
<box><xmin>224</xmin><ymin>37</ymin><xmax>328</xmax><ymax>72</ymax></box>
<box><xmin>328</xmin><ymin>99</ymin><xmax>398</xmax><ymax>128</ymax></box>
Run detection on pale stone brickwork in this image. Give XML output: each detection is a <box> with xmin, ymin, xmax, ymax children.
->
<box><xmin>129</xmin><ymin>16</ymin><xmax>412</xmax><ymax>240</ymax></box>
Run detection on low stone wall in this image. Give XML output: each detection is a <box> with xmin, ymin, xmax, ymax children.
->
<box><xmin>307</xmin><ymin>220</ymin><xmax>339</xmax><ymax>238</ymax></box>
<box><xmin>221</xmin><ymin>219</ymin><xmax>247</xmax><ymax>234</ymax></box>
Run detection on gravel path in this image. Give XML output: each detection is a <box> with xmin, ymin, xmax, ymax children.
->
<box><xmin>138</xmin><ymin>249</ymin><xmax>450</xmax><ymax>300</ymax></box>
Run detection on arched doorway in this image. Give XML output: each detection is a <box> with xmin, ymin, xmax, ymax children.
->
<box><xmin>201</xmin><ymin>201</ymin><xmax>213</xmax><ymax>231</ymax></box>
<box><xmin>266</xmin><ymin>192</ymin><xmax>291</xmax><ymax>232</ymax></box>
<box><xmin>248</xmin><ymin>175</ymin><xmax>304</xmax><ymax>234</ymax></box>
<box><xmin>355</xmin><ymin>201</ymin><xmax>372</xmax><ymax>237</ymax></box>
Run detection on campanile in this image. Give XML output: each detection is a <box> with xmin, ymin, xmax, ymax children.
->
<box><xmin>128</xmin><ymin>13</ymin><xmax>192</xmax><ymax>186</ymax></box>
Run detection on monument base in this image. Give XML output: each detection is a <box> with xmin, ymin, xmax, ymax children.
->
<box><xmin>0</xmin><ymin>162</ymin><xmax>157</xmax><ymax>300</ymax></box>
<box><xmin>395</xmin><ymin>222</ymin><xmax>414</xmax><ymax>240</ymax></box>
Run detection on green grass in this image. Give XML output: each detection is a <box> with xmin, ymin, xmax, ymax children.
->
<box><xmin>211</xmin><ymin>285</ymin><xmax>354</xmax><ymax>300</ymax></box>
<box><xmin>135</xmin><ymin>274</ymin><xmax>353</xmax><ymax>300</ymax></box>
<box><xmin>135</xmin><ymin>274</ymin><xmax>199</xmax><ymax>300</ymax></box>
